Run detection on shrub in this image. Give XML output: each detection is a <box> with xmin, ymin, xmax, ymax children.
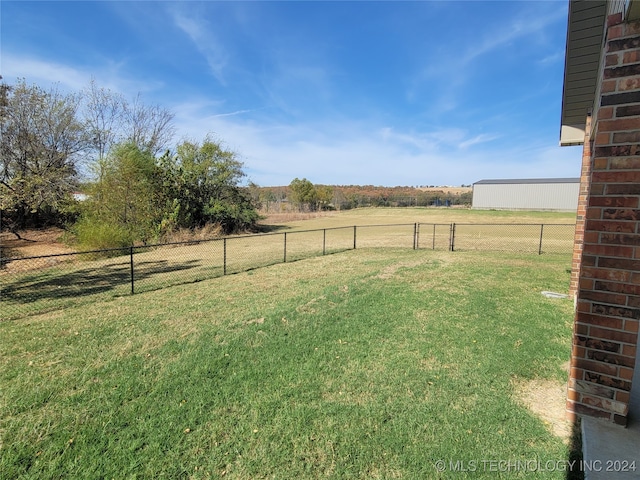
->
<box><xmin>72</xmin><ymin>217</ymin><xmax>134</xmax><ymax>251</ymax></box>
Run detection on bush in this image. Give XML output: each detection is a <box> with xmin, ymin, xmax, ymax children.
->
<box><xmin>72</xmin><ymin>217</ymin><xmax>134</xmax><ymax>251</ymax></box>
<box><xmin>161</xmin><ymin>223</ymin><xmax>223</xmax><ymax>244</ymax></box>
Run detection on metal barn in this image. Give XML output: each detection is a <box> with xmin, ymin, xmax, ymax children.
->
<box><xmin>472</xmin><ymin>178</ymin><xmax>580</xmax><ymax>211</ymax></box>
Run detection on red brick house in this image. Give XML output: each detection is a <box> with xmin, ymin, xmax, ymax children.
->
<box><xmin>561</xmin><ymin>0</ymin><xmax>640</xmax><ymax>426</ymax></box>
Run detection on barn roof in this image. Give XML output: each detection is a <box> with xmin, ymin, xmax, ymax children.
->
<box><xmin>474</xmin><ymin>178</ymin><xmax>580</xmax><ymax>185</ymax></box>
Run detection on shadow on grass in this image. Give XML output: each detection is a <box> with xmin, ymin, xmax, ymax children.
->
<box><xmin>1</xmin><ymin>259</ymin><xmax>202</xmax><ymax>305</ymax></box>
<box><xmin>254</xmin><ymin>223</ymin><xmax>291</xmax><ymax>233</ymax></box>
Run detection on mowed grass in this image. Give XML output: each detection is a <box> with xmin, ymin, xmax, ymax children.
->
<box><xmin>1</xmin><ymin>208</ymin><xmax>576</xmax><ymax>321</ymax></box>
<box><xmin>262</xmin><ymin>207</ymin><xmax>576</xmax><ymax>231</ymax></box>
<box><xmin>0</xmin><ymin>227</ymin><xmax>357</xmax><ymax>321</ymax></box>
<box><xmin>0</xmin><ymin>247</ymin><xmax>575</xmax><ymax>479</ymax></box>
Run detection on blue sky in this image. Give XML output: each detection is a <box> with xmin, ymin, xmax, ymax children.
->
<box><xmin>1</xmin><ymin>1</ymin><xmax>581</xmax><ymax>187</ymax></box>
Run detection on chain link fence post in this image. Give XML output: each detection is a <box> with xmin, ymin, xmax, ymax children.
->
<box><xmin>284</xmin><ymin>232</ymin><xmax>287</xmax><ymax>262</ymax></box>
<box><xmin>432</xmin><ymin>224</ymin><xmax>436</xmax><ymax>250</ymax></box>
<box><xmin>223</xmin><ymin>238</ymin><xmax>227</xmax><ymax>275</ymax></box>
<box><xmin>450</xmin><ymin>223</ymin><xmax>456</xmax><ymax>252</ymax></box>
<box><xmin>130</xmin><ymin>246</ymin><xmax>135</xmax><ymax>295</ymax></box>
<box><xmin>538</xmin><ymin>224</ymin><xmax>545</xmax><ymax>255</ymax></box>
<box><xmin>323</xmin><ymin>229</ymin><xmax>326</xmax><ymax>255</ymax></box>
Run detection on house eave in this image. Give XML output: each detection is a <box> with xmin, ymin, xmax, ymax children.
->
<box><xmin>559</xmin><ymin>0</ymin><xmax>607</xmax><ymax>146</ymax></box>
<box><xmin>560</xmin><ymin>124</ymin><xmax>589</xmax><ymax>146</ymax></box>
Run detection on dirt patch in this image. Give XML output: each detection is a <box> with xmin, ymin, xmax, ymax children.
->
<box><xmin>1</xmin><ymin>228</ymin><xmax>75</xmax><ymax>258</ymax></box>
<box><xmin>244</xmin><ymin>317</ymin><xmax>265</xmax><ymax>325</ymax></box>
<box><xmin>374</xmin><ymin>260</ymin><xmax>425</xmax><ymax>280</ymax></box>
<box><xmin>296</xmin><ymin>296</ymin><xmax>327</xmax><ymax>314</ymax></box>
<box><xmin>513</xmin><ymin>368</ymin><xmax>571</xmax><ymax>443</ymax></box>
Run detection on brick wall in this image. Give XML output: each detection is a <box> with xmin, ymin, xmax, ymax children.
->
<box><xmin>569</xmin><ymin>115</ymin><xmax>593</xmax><ymax>299</ymax></box>
<box><xmin>567</xmin><ymin>14</ymin><xmax>640</xmax><ymax>425</ymax></box>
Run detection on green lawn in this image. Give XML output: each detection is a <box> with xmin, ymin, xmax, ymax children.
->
<box><xmin>261</xmin><ymin>207</ymin><xmax>576</xmax><ymax>231</ymax></box>
<box><xmin>1</xmin><ymin>208</ymin><xmax>576</xmax><ymax>322</ymax></box>
<box><xmin>0</xmin><ymin>247</ymin><xmax>576</xmax><ymax>479</ymax></box>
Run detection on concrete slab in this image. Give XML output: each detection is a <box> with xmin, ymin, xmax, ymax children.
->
<box><xmin>581</xmin><ymin>353</ymin><xmax>640</xmax><ymax>480</ymax></box>
<box><xmin>581</xmin><ymin>417</ymin><xmax>640</xmax><ymax>479</ymax></box>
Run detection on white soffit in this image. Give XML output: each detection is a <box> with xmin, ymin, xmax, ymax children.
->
<box><xmin>560</xmin><ymin>0</ymin><xmax>607</xmax><ymax>146</ymax></box>
<box><xmin>560</xmin><ymin>124</ymin><xmax>587</xmax><ymax>146</ymax></box>
<box><xmin>628</xmin><ymin>0</ymin><xmax>640</xmax><ymax>21</ymax></box>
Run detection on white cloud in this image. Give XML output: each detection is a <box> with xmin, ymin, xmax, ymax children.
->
<box><xmin>212</xmin><ymin>109</ymin><xmax>258</xmax><ymax>118</ymax></box>
<box><xmin>172</xmin><ymin>99</ymin><xmax>581</xmax><ymax>187</ymax></box>
<box><xmin>537</xmin><ymin>51</ymin><xmax>564</xmax><ymax>66</ymax></box>
<box><xmin>170</xmin><ymin>8</ymin><xmax>228</xmax><ymax>85</ymax></box>
<box><xmin>379</xmin><ymin>127</ymin><xmax>498</xmax><ymax>152</ymax></box>
<box><xmin>409</xmin><ymin>5</ymin><xmax>566</xmax><ymax>115</ymax></box>
<box><xmin>461</xmin><ymin>9</ymin><xmax>565</xmax><ymax>65</ymax></box>
<box><xmin>458</xmin><ymin>134</ymin><xmax>499</xmax><ymax>150</ymax></box>
<box><xmin>2</xmin><ymin>53</ymin><xmax>163</xmax><ymax>98</ymax></box>
<box><xmin>2</xmin><ymin>54</ymin><xmax>91</xmax><ymax>92</ymax></box>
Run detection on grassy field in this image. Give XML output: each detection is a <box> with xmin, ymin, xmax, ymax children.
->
<box><xmin>1</xmin><ymin>208</ymin><xmax>576</xmax><ymax>321</ymax></box>
<box><xmin>0</xmin><ymin>241</ymin><xmax>577</xmax><ymax>478</ymax></box>
<box><xmin>260</xmin><ymin>207</ymin><xmax>576</xmax><ymax>231</ymax></box>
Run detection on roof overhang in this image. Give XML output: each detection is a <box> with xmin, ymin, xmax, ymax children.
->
<box><xmin>629</xmin><ymin>0</ymin><xmax>640</xmax><ymax>21</ymax></box>
<box><xmin>560</xmin><ymin>0</ymin><xmax>640</xmax><ymax>146</ymax></box>
<box><xmin>560</xmin><ymin>0</ymin><xmax>607</xmax><ymax>146</ymax></box>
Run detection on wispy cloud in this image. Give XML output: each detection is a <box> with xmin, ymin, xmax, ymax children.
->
<box><xmin>169</xmin><ymin>8</ymin><xmax>228</xmax><ymax>85</ymax></box>
<box><xmin>382</xmin><ymin>126</ymin><xmax>461</xmax><ymax>145</ymax></box>
<box><xmin>2</xmin><ymin>54</ymin><xmax>91</xmax><ymax>92</ymax></box>
<box><xmin>172</xmin><ymin>100</ymin><xmax>578</xmax><ymax>187</ymax></box>
<box><xmin>379</xmin><ymin>127</ymin><xmax>498</xmax><ymax>152</ymax></box>
<box><xmin>2</xmin><ymin>53</ymin><xmax>164</xmax><ymax>98</ymax></box>
<box><xmin>537</xmin><ymin>51</ymin><xmax>564</xmax><ymax>66</ymax></box>
<box><xmin>212</xmin><ymin>109</ymin><xmax>258</xmax><ymax>118</ymax></box>
<box><xmin>460</xmin><ymin>9</ymin><xmax>566</xmax><ymax>65</ymax></box>
<box><xmin>3</xmin><ymin>1</ymin><xmax>580</xmax><ymax>187</ymax></box>
<box><xmin>410</xmin><ymin>4</ymin><xmax>566</xmax><ymax>116</ymax></box>
<box><xmin>458</xmin><ymin>134</ymin><xmax>499</xmax><ymax>150</ymax></box>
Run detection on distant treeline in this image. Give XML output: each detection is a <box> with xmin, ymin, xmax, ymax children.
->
<box><xmin>249</xmin><ymin>182</ymin><xmax>472</xmax><ymax>212</ymax></box>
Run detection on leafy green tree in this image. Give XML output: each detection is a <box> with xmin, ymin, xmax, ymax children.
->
<box><xmin>162</xmin><ymin>137</ymin><xmax>258</xmax><ymax>233</ymax></box>
<box><xmin>315</xmin><ymin>185</ymin><xmax>334</xmax><ymax>210</ymax></box>
<box><xmin>76</xmin><ymin>137</ymin><xmax>258</xmax><ymax>249</ymax></box>
<box><xmin>75</xmin><ymin>143</ymin><xmax>160</xmax><ymax>248</ymax></box>
<box><xmin>259</xmin><ymin>189</ymin><xmax>277</xmax><ymax>212</ymax></box>
<box><xmin>289</xmin><ymin>178</ymin><xmax>317</xmax><ymax>211</ymax></box>
<box><xmin>246</xmin><ymin>182</ymin><xmax>263</xmax><ymax>210</ymax></box>
<box><xmin>459</xmin><ymin>191</ymin><xmax>472</xmax><ymax>205</ymax></box>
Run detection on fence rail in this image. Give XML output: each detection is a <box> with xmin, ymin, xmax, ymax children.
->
<box><xmin>1</xmin><ymin>223</ymin><xmax>575</xmax><ymax>321</ymax></box>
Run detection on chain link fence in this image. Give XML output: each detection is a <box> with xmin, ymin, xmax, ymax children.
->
<box><xmin>1</xmin><ymin>223</ymin><xmax>574</xmax><ymax>321</ymax></box>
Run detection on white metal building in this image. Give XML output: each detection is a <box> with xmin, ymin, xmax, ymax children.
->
<box><xmin>472</xmin><ymin>178</ymin><xmax>580</xmax><ymax>212</ymax></box>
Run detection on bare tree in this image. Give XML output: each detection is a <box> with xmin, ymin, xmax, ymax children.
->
<box><xmin>83</xmin><ymin>82</ymin><xmax>175</xmax><ymax>160</ymax></box>
<box><xmin>0</xmin><ymin>79</ymin><xmax>87</xmax><ymax>232</ymax></box>
<box><xmin>0</xmin><ymin>78</ymin><xmax>178</xmax><ymax>234</ymax></box>
<box><xmin>83</xmin><ymin>78</ymin><xmax>126</xmax><ymax>163</ymax></box>
<box><xmin>124</xmin><ymin>94</ymin><xmax>175</xmax><ymax>155</ymax></box>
